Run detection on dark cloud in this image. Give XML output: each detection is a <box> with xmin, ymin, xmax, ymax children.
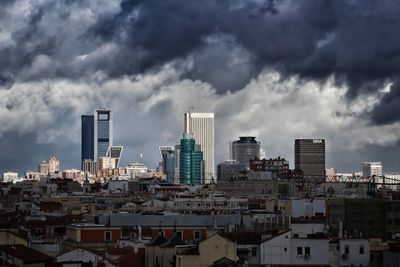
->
<box><xmin>370</xmin><ymin>82</ymin><xmax>400</xmax><ymax>125</ymax></box>
<box><xmin>1</xmin><ymin>1</ymin><xmax>400</xmax><ymax>98</ymax></box>
<box><xmin>2</xmin><ymin>0</ymin><xmax>400</xmax><ymax>173</ymax></box>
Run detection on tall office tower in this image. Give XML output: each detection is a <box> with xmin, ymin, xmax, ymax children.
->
<box><xmin>81</xmin><ymin>115</ymin><xmax>95</xmax><ymax>163</ymax></box>
<box><xmin>231</xmin><ymin>137</ymin><xmax>261</xmax><ymax>170</ymax></box>
<box><xmin>107</xmin><ymin>146</ymin><xmax>123</xmax><ymax>168</ymax></box>
<box><xmin>180</xmin><ymin>133</ymin><xmax>204</xmax><ymax>185</ymax></box>
<box><xmin>159</xmin><ymin>146</ymin><xmax>175</xmax><ymax>183</ymax></box>
<box><xmin>362</xmin><ymin>162</ymin><xmax>382</xmax><ymax>178</ymax></box>
<box><xmin>184</xmin><ymin>112</ymin><xmax>214</xmax><ymax>183</ymax></box>
<box><xmin>94</xmin><ymin>109</ymin><xmax>113</xmax><ymax>159</ymax></box>
<box><xmin>295</xmin><ymin>139</ymin><xmax>325</xmax><ymax>182</ymax></box>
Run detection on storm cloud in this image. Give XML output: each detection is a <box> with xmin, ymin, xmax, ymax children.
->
<box><xmin>1</xmin><ymin>0</ymin><xmax>400</xmax><ymax>173</ymax></box>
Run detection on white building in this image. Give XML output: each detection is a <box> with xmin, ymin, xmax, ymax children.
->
<box><xmin>362</xmin><ymin>162</ymin><xmax>382</xmax><ymax>178</ymax></box>
<box><xmin>184</xmin><ymin>112</ymin><xmax>214</xmax><ymax>183</ymax></box>
<box><xmin>126</xmin><ymin>162</ymin><xmax>148</xmax><ymax>178</ymax></box>
<box><xmin>338</xmin><ymin>239</ymin><xmax>370</xmax><ymax>267</ymax></box>
<box><xmin>260</xmin><ymin>230</ymin><xmax>330</xmax><ymax>266</ymax></box>
<box><xmin>2</xmin><ymin>172</ymin><xmax>18</xmax><ymax>183</ymax></box>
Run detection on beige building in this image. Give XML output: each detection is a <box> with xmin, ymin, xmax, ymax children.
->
<box><xmin>176</xmin><ymin>234</ymin><xmax>236</xmax><ymax>267</ymax></box>
<box><xmin>184</xmin><ymin>112</ymin><xmax>215</xmax><ymax>183</ymax></box>
<box><xmin>99</xmin><ymin>157</ymin><xmax>117</xmax><ymax>170</ymax></box>
<box><xmin>39</xmin><ymin>157</ymin><xmax>60</xmax><ymax>175</ymax></box>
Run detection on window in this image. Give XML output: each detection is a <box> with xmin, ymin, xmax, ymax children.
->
<box><xmin>305</xmin><ymin>247</ymin><xmax>310</xmax><ymax>255</ymax></box>
<box><xmin>359</xmin><ymin>246</ymin><xmax>364</xmax><ymax>254</ymax></box>
<box><xmin>297</xmin><ymin>247</ymin><xmax>303</xmax><ymax>255</ymax></box>
<box><xmin>176</xmin><ymin>231</ymin><xmax>183</xmax><ymax>239</ymax></box>
<box><xmin>284</xmin><ymin>248</ymin><xmax>287</xmax><ymax>252</ymax></box>
<box><xmin>105</xmin><ymin>231</ymin><xmax>112</xmax><ymax>241</ymax></box>
<box><xmin>252</xmin><ymin>247</ymin><xmax>257</xmax><ymax>257</ymax></box>
<box><xmin>293</xmin><ymin>234</ymin><xmax>299</xmax><ymax>238</ymax></box>
<box><xmin>344</xmin><ymin>245</ymin><xmax>350</xmax><ymax>254</ymax></box>
<box><xmin>194</xmin><ymin>231</ymin><xmax>200</xmax><ymax>240</ymax></box>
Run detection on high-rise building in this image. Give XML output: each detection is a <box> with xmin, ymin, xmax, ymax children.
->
<box><xmin>159</xmin><ymin>146</ymin><xmax>175</xmax><ymax>183</ymax></box>
<box><xmin>81</xmin><ymin>115</ymin><xmax>95</xmax><ymax>163</ymax></box>
<box><xmin>94</xmin><ymin>109</ymin><xmax>113</xmax><ymax>160</ymax></box>
<box><xmin>184</xmin><ymin>112</ymin><xmax>214</xmax><ymax>183</ymax></box>
<box><xmin>295</xmin><ymin>139</ymin><xmax>325</xmax><ymax>182</ymax></box>
<box><xmin>180</xmin><ymin>133</ymin><xmax>204</xmax><ymax>185</ymax></box>
<box><xmin>362</xmin><ymin>162</ymin><xmax>382</xmax><ymax>178</ymax></box>
<box><xmin>231</xmin><ymin>137</ymin><xmax>261</xmax><ymax>170</ymax></box>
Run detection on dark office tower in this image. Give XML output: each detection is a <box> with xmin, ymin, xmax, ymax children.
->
<box><xmin>159</xmin><ymin>146</ymin><xmax>175</xmax><ymax>183</ymax></box>
<box><xmin>95</xmin><ymin>109</ymin><xmax>113</xmax><ymax>159</ymax></box>
<box><xmin>295</xmin><ymin>139</ymin><xmax>325</xmax><ymax>183</ymax></box>
<box><xmin>81</xmin><ymin>115</ymin><xmax>95</xmax><ymax>163</ymax></box>
<box><xmin>180</xmin><ymin>133</ymin><xmax>204</xmax><ymax>185</ymax></box>
<box><xmin>231</xmin><ymin>137</ymin><xmax>261</xmax><ymax>170</ymax></box>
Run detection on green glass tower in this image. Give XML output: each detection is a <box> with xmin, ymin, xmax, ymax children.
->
<box><xmin>180</xmin><ymin>133</ymin><xmax>204</xmax><ymax>185</ymax></box>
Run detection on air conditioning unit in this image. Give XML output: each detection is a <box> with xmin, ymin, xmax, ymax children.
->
<box><xmin>341</xmin><ymin>254</ymin><xmax>349</xmax><ymax>260</ymax></box>
<box><xmin>304</xmin><ymin>254</ymin><xmax>310</xmax><ymax>260</ymax></box>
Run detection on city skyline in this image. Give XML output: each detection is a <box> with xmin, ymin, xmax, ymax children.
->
<box><xmin>2</xmin><ymin>1</ymin><xmax>400</xmax><ymax>174</ymax></box>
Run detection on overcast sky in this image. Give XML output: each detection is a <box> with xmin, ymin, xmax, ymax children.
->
<box><xmin>2</xmin><ymin>0</ymin><xmax>400</xmax><ymax>174</ymax></box>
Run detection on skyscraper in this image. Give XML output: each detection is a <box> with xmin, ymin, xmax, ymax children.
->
<box><xmin>94</xmin><ymin>109</ymin><xmax>113</xmax><ymax>159</ymax></box>
<box><xmin>295</xmin><ymin>139</ymin><xmax>325</xmax><ymax>182</ymax></box>
<box><xmin>159</xmin><ymin>146</ymin><xmax>175</xmax><ymax>183</ymax></box>
<box><xmin>231</xmin><ymin>136</ymin><xmax>261</xmax><ymax>170</ymax></box>
<box><xmin>184</xmin><ymin>112</ymin><xmax>214</xmax><ymax>183</ymax></box>
<box><xmin>180</xmin><ymin>133</ymin><xmax>204</xmax><ymax>185</ymax></box>
<box><xmin>81</xmin><ymin>115</ymin><xmax>95</xmax><ymax>163</ymax></box>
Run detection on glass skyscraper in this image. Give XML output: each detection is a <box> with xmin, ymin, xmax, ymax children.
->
<box><xmin>159</xmin><ymin>146</ymin><xmax>175</xmax><ymax>183</ymax></box>
<box><xmin>81</xmin><ymin>115</ymin><xmax>95</xmax><ymax>163</ymax></box>
<box><xmin>95</xmin><ymin>109</ymin><xmax>113</xmax><ymax>159</ymax></box>
<box><xmin>180</xmin><ymin>133</ymin><xmax>204</xmax><ymax>185</ymax></box>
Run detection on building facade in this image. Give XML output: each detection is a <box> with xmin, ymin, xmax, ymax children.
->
<box><xmin>362</xmin><ymin>162</ymin><xmax>382</xmax><ymax>178</ymax></box>
<box><xmin>231</xmin><ymin>137</ymin><xmax>261</xmax><ymax>170</ymax></box>
<box><xmin>295</xmin><ymin>139</ymin><xmax>325</xmax><ymax>183</ymax></box>
<box><xmin>250</xmin><ymin>157</ymin><xmax>289</xmax><ymax>179</ymax></box>
<box><xmin>217</xmin><ymin>160</ymin><xmax>245</xmax><ymax>181</ymax></box>
<box><xmin>184</xmin><ymin>112</ymin><xmax>214</xmax><ymax>183</ymax></box>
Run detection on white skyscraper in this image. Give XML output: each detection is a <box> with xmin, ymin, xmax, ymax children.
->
<box><xmin>184</xmin><ymin>112</ymin><xmax>215</xmax><ymax>183</ymax></box>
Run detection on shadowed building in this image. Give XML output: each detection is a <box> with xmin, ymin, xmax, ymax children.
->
<box><xmin>295</xmin><ymin>139</ymin><xmax>325</xmax><ymax>183</ymax></box>
<box><xmin>231</xmin><ymin>137</ymin><xmax>261</xmax><ymax>170</ymax></box>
